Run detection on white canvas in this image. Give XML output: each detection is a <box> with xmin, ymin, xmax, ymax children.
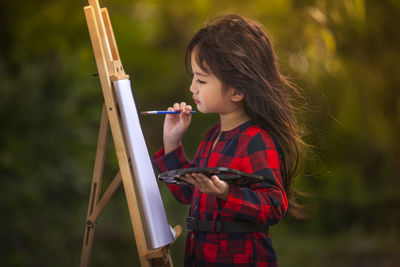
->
<box><xmin>113</xmin><ymin>79</ymin><xmax>174</xmax><ymax>249</ymax></box>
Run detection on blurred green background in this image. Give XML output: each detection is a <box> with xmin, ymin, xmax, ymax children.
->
<box><xmin>1</xmin><ymin>0</ymin><xmax>399</xmax><ymax>266</ymax></box>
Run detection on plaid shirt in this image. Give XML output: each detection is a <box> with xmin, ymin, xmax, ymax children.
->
<box><xmin>152</xmin><ymin>121</ymin><xmax>287</xmax><ymax>266</ymax></box>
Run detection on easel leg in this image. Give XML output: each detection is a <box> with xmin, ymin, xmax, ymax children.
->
<box><xmin>81</xmin><ymin>104</ymin><xmax>109</xmax><ymax>267</ymax></box>
<box><xmin>82</xmin><ymin>1</ymin><xmax>179</xmax><ymax>265</ymax></box>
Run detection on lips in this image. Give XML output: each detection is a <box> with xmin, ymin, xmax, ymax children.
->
<box><xmin>193</xmin><ymin>98</ymin><xmax>200</xmax><ymax>104</ymax></box>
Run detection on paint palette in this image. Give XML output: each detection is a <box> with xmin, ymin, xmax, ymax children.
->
<box><xmin>158</xmin><ymin>167</ymin><xmax>264</xmax><ymax>186</ymax></box>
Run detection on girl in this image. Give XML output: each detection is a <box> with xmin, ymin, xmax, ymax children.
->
<box><xmin>152</xmin><ymin>14</ymin><xmax>306</xmax><ymax>266</ymax></box>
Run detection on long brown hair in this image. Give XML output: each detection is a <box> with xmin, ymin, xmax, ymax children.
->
<box><xmin>186</xmin><ymin>14</ymin><xmax>307</xmax><ymax>218</ymax></box>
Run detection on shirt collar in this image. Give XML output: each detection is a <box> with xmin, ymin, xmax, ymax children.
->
<box><xmin>218</xmin><ymin>120</ymin><xmax>254</xmax><ymax>140</ymax></box>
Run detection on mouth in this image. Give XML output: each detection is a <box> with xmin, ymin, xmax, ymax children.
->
<box><xmin>193</xmin><ymin>98</ymin><xmax>200</xmax><ymax>104</ymax></box>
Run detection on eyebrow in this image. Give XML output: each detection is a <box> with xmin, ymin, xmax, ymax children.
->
<box><xmin>194</xmin><ymin>71</ymin><xmax>208</xmax><ymax>77</ymax></box>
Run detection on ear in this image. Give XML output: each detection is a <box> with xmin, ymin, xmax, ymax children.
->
<box><xmin>230</xmin><ymin>88</ymin><xmax>244</xmax><ymax>103</ymax></box>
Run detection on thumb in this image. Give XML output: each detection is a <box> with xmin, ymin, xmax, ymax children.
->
<box><xmin>211</xmin><ymin>175</ymin><xmax>227</xmax><ymax>191</ymax></box>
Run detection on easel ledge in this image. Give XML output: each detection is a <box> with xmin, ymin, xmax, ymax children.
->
<box><xmin>80</xmin><ymin>1</ymin><xmax>180</xmax><ymax>266</ymax></box>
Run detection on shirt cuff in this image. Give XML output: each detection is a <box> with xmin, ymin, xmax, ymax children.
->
<box><xmin>151</xmin><ymin>143</ymin><xmax>185</xmax><ymax>172</ymax></box>
<box><xmin>219</xmin><ymin>185</ymin><xmax>244</xmax><ymax>217</ymax></box>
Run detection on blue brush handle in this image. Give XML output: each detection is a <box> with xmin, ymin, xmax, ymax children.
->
<box><xmin>141</xmin><ymin>110</ymin><xmax>196</xmax><ymax>115</ymax></box>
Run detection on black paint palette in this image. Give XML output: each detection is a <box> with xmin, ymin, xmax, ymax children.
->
<box><xmin>158</xmin><ymin>167</ymin><xmax>264</xmax><ymax>186</ymax></box>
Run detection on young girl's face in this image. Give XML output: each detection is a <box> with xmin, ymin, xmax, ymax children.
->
<box><xmin>190</xmin><ymin>52</ymin><xmax>235</xmax><ymax>114</ymax></box>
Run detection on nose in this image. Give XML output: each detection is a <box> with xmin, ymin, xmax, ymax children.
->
<box><xmin>189</xmin><ymin>79</ymin><xmax>197</xmax><ymax>94</ymax></box>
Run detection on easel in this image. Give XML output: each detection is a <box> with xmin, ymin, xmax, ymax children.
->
<box><xmin>80</xmin><ymin>1</ymin><xmax>180</xmax><ymax>266</ymax></box>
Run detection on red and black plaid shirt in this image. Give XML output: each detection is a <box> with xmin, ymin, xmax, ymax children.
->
<box><xmin>152</xmin><ymin>120</ymin><xmax>287</xmax><ymax>266</ymax></box>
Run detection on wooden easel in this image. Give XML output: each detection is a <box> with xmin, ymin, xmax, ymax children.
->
<box><xmin>80</xmin><ymin>1</ymin><xmax>180</xmax><ymax>266</ymax></box>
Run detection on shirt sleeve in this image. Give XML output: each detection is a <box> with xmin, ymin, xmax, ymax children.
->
<box><xmin>151</xmin><ymin>144</ymin><xmax>195</xmax><ymax>205</ymax></box>
<box><xmin>219</xmin><ymin>132</ymin><xmax>288</xmax><ymax>225</ymax></box>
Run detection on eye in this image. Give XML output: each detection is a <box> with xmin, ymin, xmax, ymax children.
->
<box><xmin>197</xmin><ymin>79</ymin><xmax>206</xmax><ymax>84</ymax></box>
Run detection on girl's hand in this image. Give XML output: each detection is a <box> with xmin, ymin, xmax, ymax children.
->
<box><xmin>181</xmin><ymin>173</ymin><xmax>230</xmax><ymax>201</ymax></box>
<box><xmin>163</xmin><ymin>102</ymin><xmax>193</xmax><ymax>154</ymax></box>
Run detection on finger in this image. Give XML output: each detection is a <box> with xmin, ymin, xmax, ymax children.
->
<box><xmin>197</xmin><ymin>175</ymin><xmax>223</xmax><ymax>194</ymax></box>
<box><xmin>210</xmin><ymin>175</ymin><xmax>222</xmax><ymax>186</ymax></box>
<box><xmin>192</xmin><ymin>173</ymin><xmax>213</xmax><ymax>187</ymax></box>
<box><xmin>180</xmin><ymin>102</ymin><xmax>186</xmax><ymax>111</ymax></box>
<box><xmin>182</xmin><ymin>174</ymin><xmax>198</xmax><ymax>187</ymax></box>
<box><xmin>173</xmin><ymin>103</ymin><xmax>180</xmax><ymax>110</ymax></box>
<box><xmin>211</xmin><ymin>175</ymin><xmax>228</xmax><ymax>194</ymax></box>
<box><xmin>190</xmin><ymin>173</ymin><xmax>201</xmax><ymax>183</ymax></box>
<box><xmin>165</xmin><ymin>106</ymin><xmax>174</xmax><ymax>119</ymax></box>
<box><xmin>193</xmin><ymin>173</ymin><xmax>210</xmax><ymax>180</ymax></box>
<box><xmin>166</xmin><ymin>106</ymin><xmax>179</xmax><ymax>119</ymax></box>
<box><xmin>180</xmin><ymin>113</ymin><xmax>191</xmax><ymax>123</ymax></box>
<box><xmin>184</xmin><ymin>105</ymin><xmax>193</xmax><ymax>114</ymax></box>
<box><xmin>180</xmin><ymin>175</ymin><xmax>191</xmax><ymax>185</ymax></box>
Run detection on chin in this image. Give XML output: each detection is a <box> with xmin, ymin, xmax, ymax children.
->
<box><xmin>197</xmin><ymin>107</ymin><xmax>209</xmax><ymax>113</ymax></box>
<box><xmin>197</xmin><ymin>105</ymin><xmax>217</xmax><ymax>114</ymax></box>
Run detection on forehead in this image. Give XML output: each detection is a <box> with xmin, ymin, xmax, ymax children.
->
<box><xmin>190</xmin><ymin>49</ymin><xmax>211</xmax><ymax>74</ymax></box>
